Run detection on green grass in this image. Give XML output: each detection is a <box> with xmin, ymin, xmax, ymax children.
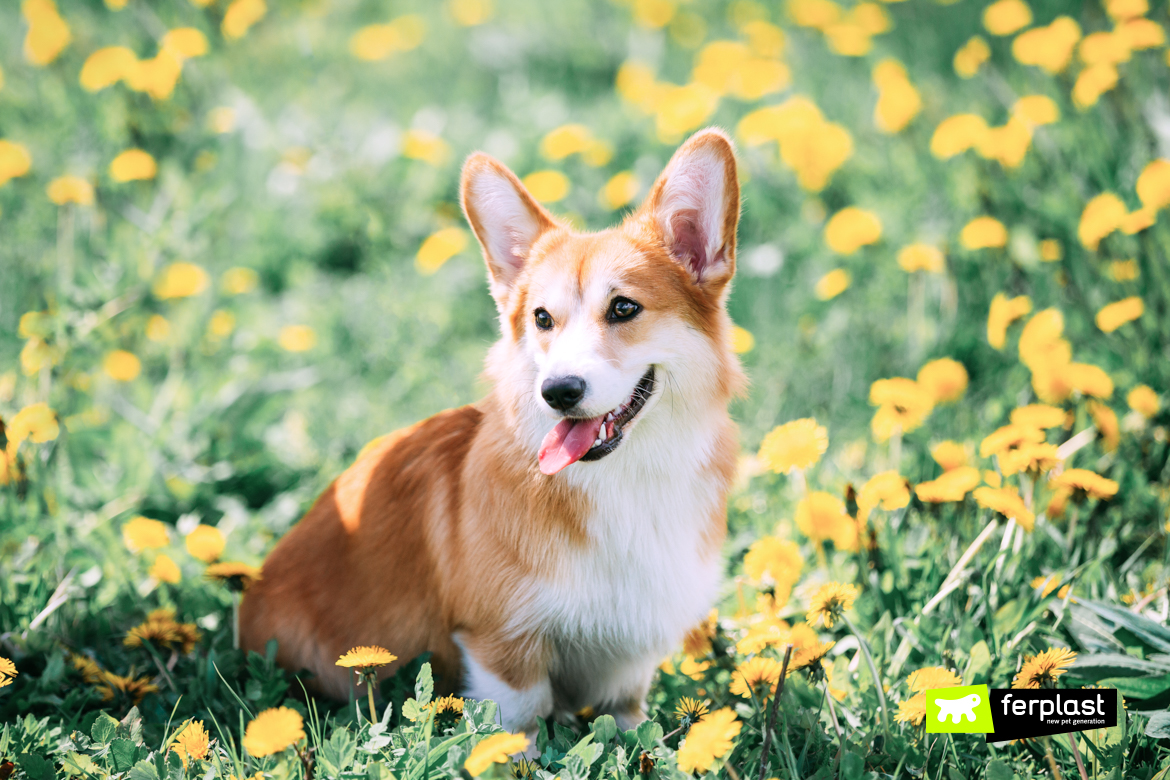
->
<box><xmin>2</xmin><ymin>0</ymin><xmax>1170</xmax><ymax>778</ymax></box>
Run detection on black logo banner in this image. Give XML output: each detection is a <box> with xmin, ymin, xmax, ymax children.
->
<box><xmin>985</xmin><ymin>689</ymin><xmax>1117</xmax><ymax>741</ymax></box>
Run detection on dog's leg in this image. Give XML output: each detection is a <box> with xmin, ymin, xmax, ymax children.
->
<box><xmin>455</xmin><ymin>633</ymin><xmax>553</xmax><ymax>741</ymax></box>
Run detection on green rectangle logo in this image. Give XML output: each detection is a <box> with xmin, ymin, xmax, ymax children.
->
<box><xmin>925</xmin><ymin>685</ymin><xmax>995</xmax><ymax>733</ymax></box>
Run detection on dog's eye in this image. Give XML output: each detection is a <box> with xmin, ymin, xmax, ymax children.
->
<box><xmin>534</xmin><ymin>308</ymin><xmax>554</xmax><ymax>330</ymax></box>
<box><xmin>607</xmin><ymin>297</ymin><xmax>642</xmax><ymax>322</ymax></box>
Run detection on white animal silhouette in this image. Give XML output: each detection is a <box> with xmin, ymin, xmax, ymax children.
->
<box><xmin>935</xmin><ymin>693</ymin><xmax>981</xmax><ymax>723</ymax></box>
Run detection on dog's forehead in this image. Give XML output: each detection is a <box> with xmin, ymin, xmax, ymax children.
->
<box><xmin>528</xmin><ymin>230</ymin><xmax>652</xmax><ymax>307</ymax></box>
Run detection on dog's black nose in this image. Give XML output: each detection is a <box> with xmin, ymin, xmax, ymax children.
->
<box><xmin>542</xmin><ymin>376</ymin><xmax>587</xmax><ymax>411</ymax></box>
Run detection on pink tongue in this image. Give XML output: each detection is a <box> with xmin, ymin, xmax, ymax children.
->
<box><xmin>538</xmin><ymin>416</ymin><xmax>604</xmax><ymax>475</ymax></box>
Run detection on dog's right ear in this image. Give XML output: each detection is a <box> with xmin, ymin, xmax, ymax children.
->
<box><xmin>461</xmin><ymin>153</ymin><xmax>556</xmax><ymax>306</ymax></box>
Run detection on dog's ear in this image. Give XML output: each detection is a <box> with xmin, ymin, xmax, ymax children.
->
<box><xmin>639</xmin><ymin>128</ymin><xmax>740</xmax><ymax>298</ymax></box>
<box><xmin>461</xmin><ymin>153</ymin><xmax>557</xmax><ymax>305</ymax></box>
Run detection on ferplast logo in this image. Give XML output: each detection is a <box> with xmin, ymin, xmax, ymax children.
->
<box><xmin>925</xmin><ymin>685</ymin><xmax>994</xmax><ymax>734</ymax></box>
<box><xmin>923</xmin><ymin>686</ymin><xmax>1119</xmax><ymax>740</ymax></box>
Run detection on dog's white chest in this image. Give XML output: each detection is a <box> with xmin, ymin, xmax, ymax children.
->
<box><xmin>532</xmin><ymin>467</ymin><xmax>724</xmax><ymax>661</ymax></box>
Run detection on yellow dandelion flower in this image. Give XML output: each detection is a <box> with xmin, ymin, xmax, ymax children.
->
<box><xmin>540</xmin><ymin>124</ymin><xmax>593</xmax><ymax>161</ymax></box>
<box><xmin>675</xmin><ymin>697</ymin><xmax>709</xmax><ymax>724</ymax></box>
<box><xmin>1136</xmin><ymin>159</ymin><xmax>1170</xmax><ymax>210</ymax></box>
<box><xmin>221</xmin><ymin>266</ymin><xmax>258</xmax><ymax>295</ymax></box>
<box><xmin>185</xmin><ymin>525</ymin><xmax>225</xmax><ymax>563</ymax></box>
<box><xmin>1079</xmin><ymin>193</ymin><xmax>1127</xmax><ymax>250</ymax></box>
<box><xmin>872</xmin><ymin>59</ymin><xmax>921</xmax><ymax>133</ymax></box>
<box><xmin>464</xmin><ymin>732</ymin><xmax>530</xmax><ymax>777</ymax></box>
<box><xmin>208</xmin><ymin>310</ymin><xmax>236</xmax><ymax>339</ymax></box>
<box><xmin>1088</xmin><ymin>400</ymin><xmax>1120</xmax><ymax>452</ymax></box>
<box><xmin>980</xmin><ymin>424</ymin><xmax>1045</xmax><ymax>459</ymax></box>
<box><xmin>416</xmin><ymin>227</ymin><xmax>468</xmax><ymax>275</ymax></box>
<box><xmin>931</xmin><ymin>114</ymin><xmax>989</xmax><ymax>159</ymax></box>
<box><xmin>600</xmin><ymin>171</ymin><xmax>640</xmax><ymax>210</ymax></box>
<box><xmin>95</xmin><ymin>671</ymin><xmax>158</xmax><ymax>704</ymax></box>
<box><xmin>897</xmin><ymin>244</ymin><xmax>944</xmax><ymax>273</ymax></box>
<box><xmin>675</xmin><ymin>708</ymin><xmax>741</xmax><ymax>774</ymax></box>
<box><xmin>954</xmin><ymin>36</ymin><xmax>990</xmax><ymax>78</ymax></box>
<box><xmin>654</xmin><ymin>83</ymin><xmax>719</xmax><ymax>141</ymax></box>
<box><xmin>856</xmin><ymin>470</ymin><xmax>909</xmax><ymax>524</ymax></box>
<box><xmin>983</xmin><ymin>0</ymin><xmax>1031</xmax><ymax>36</ymax></box>
<box><xmin>743</xmin><ymin>536</ymin><xmax>802</xmax><ymax>588</ymax></box>
<box><xmin>205</xmin><ymin>561</ymin><xmax>262</xmax><ymax>591</ymax></box>
<box><xmin>815</xmin><ymin>268</ymin><xmax>851</xmax><ymax>300</ymax></box>
<box><xmin>1073</xmin><ymin>63</ymin><xmax>1119</xmax><ymax>109</ymax></box>
<box><xmin>915</xmin><ymin>467</ymin><xmax>980</xmax><ymax>503</ymax></box>
<box><xmin>824</xmin><ymin>207</ymin><xmax>881</xmax><ymax>254</ymax></box>
<box><xmin>806</xmin><ymin>582</ymin><xmax>858</xmax><ymax>629</ymax></box>
<box><xmin>974</xmin><ymin>486</ymin><xmax>1035</xmax><ymax>531</ymax></box>
<box><xmin>1013</xmin><ymin>95</ymin><xmax>1060</xmax><ymax>127</ymax></box>
<box><xmin>209</xmin><ymin>107</ymin><xmax>237</xmax><ymax>134</ymax></box>
<box><xmin>1096</xmin><ymin>297</ymin><xmax>1143</xmax><ymax>333</ymax></box>
<box><xmin>161</xmin><ymin>28</ymin><xmax>208</xmax><ymax>60</ymax></box>
<box><xmin>153</xmin><ymin>262</ymin><xmax>209</xmax><ymax>299</ymax></box>
<box><xmin>1012</xmin><ymin>647</ymin><xmax>1077</xmax><ymax>688</ymax></box>
<box><xmin>1106</xmin><ymin>0</ymin><xmax>1147</xmax><ymax>21</ymax></box>
<box><xmin>789</xmin><ymin>640</ymin><xmax>835</xmax><ymax>671</ymax></box>
<box><xmin>907</xmin><ymin>666</ymin><xmax>962</xmax><ymax>693</ymax></box>
<box><xmin>895</xmin><ymin>693</ymin><xmax>926</xmax><ymax>724</ymax></box>
<box><xmin>0</xmin><ymin>140</ymin><xmax>33</xmax><ymax>187</ymax></box>
<box><xmin>730</xmin><ymin>325</ymin><xmax>754</xmax><ymax>354</ymax></box>
<box><xmin>110</xmin><ymin>149</ymin><xmax>157</xmax><ymax>182</ymax></box>
<box><xmin>730</xmin><ymin>656</ymin><xmax>784</xmax><ymax>698</ymax></box>
<box><xmin>930</xmin><ymin>440</ymin><xmax>968</xmax><ymax>471</ymax></box>
<box><xmin>758</xmin><ymin>418</ymin><xmax>828</xmax><ymax>473</ymax></box>
<box><xmin>169</xmin><ymin>720</ymin><xmax>210</xmax><ymax>767</ymax></box>
<box><xmin>960</xmin><ymin>216</ymin><xmax>1008</xmax><ymax>250</ymax></box>
<box><xmin>917</xmin><ymin>358</ymin><xmax>968</xmax><ymax>404</ymax></box>
<box><xmin>1039</xmin><ymin>239</ymin><xmax>1062</xmax><ymax>261</ymax></box>
<box><xmin>123</xmin><ymin>516</ymin><xmax>169</xmax><ymax>552</ymax></box>
<box><xmin>1010</xmin><ymin>404</ymin><xmax>1066</xmax><ymax>429</ymax></box>
<box><xmin>796</xmin><ymin>491</ymin><xmax>857</xmax><ymax>550</ymax></box>
<box><xmin>1127</xmin><ymin>385</ymin><xmax>1159</xmax><ymax>418</ymax></box>
<box><xmin>1063</xmin><ymin>363</ymin><xmax>1114</xmax><ymax>399</ymax></box>
<box><xmin>869</xmin><ymin>377</ymin><xmax>934</xmax><ymax>440</ymax></box>
<box><xmin>987</xmin><ymin>292</ymin><xmax>1033</xmax><ymax>349</ymax></box>
<box><xmin>1031</xmin><ymin>574</ymin><xmax>1071</xmax><ymax>599</ymax></box>
<box><xmin>125</xmin><ymin>609</ymin><xmax>200</xmax><ymax>655</ymax></box>
<box><xmin>71</xmin><ymin>654</ymin><xmax>103</xmax><ymax>683</ymax></box>
<box><xmin>146</xmin><ymin>315</ymin><xmax>171</xmax><ymax>342</ymax></box>
<box><xmin>1018</xmin><ymin>308</ymin><xmax>1067</xmax><ymax>370</ymax></box>
<box><xmin>978</xmin><ymin>117</ymin><xmax>1033</xmax><ymax>169</ymax></box>
<box><xmin>47</xmin><ymin>176</ymin><xmax>94</xmax><ymax>206</ymax></box>
<box><xmin>242</xmin><ymin>707</ymin><xmax>304</xmax><ymax>757</ymax></box>
<box><xmin>103</xmin><ymin>350</ymin><xmax>141</xmax><ymax>382</ymax></box>
<box><xmin>449</xmin><ymin>0</ymin><xmax>493</xmax><ymax>26</ymax></box>
<box><xmin>336</xmin><ymin>645</ymin><xmax>398</xmax><ymax>670</ymax></box>
<box><xmin>0</xmin><ymin>657</ymin><xmax>17</xmax><ymax>687</ymax></box>
<box><xmin>984</xmin><ymin>470</ymin><xmax>1002</xmax><ymax>488</ymax></box>
<box><xmin>999</xmin><ymin>442</ymin><xmax>1061</xmax><ymax>477</ymax></box>
<box><xmin>80</xmin><ymin>46</ymin><xmax>138</xmax><ymax>91</ymax></box>
<box><xmin>1116</xmin><ymin>17</ymin><xmax>1164</xmax><ymax>49</ymax></box>
<box><xmin>1079</xmin><ymin>31</ymin><xmax>1131</xmax><ymax>66</ymax></box>
<box><xmin>279</xmin><ymin>325</ymin><xmax>317</xmax><ymax>352</ymax></box>
<box><xmin>521</xmin><ymin>170</ymin><xmax>570</xmax><ymax>203</ymax></box>
<box><xmin>150</xmin><ymin>554</ymin><xmax>181</xmax><ymax>584</ymax></box>
<box><xmin>23</xmin><ymin>0</ymin><xmax>72</xmax><ymax>66</ymax></box>
<box><xmin>223</xmin><ymin>0</ymin><xmax>267</xmax><ymax>40</ymax></box>
<box><xmin>1013</xmin><ymin>17</ymin><xmax>1081</xmax><ymax>74</ymax></box>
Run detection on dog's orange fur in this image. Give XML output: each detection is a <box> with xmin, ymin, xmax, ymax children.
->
<box><xmin>240</xmin><ymin>129</ymin><xmax>744</xmax><ymax>724</ymax></box>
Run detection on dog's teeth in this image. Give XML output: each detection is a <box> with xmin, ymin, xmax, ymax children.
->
<box><xmin>606</xmin><ymin>413</ymin><xmax>614</xmax><ymax>422</ymax></box>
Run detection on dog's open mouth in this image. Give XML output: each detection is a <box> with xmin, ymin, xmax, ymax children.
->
<box><xmin>537</xmin><ymin>367</ymin><xmax>656</xmax><ymax>476</ymax></box>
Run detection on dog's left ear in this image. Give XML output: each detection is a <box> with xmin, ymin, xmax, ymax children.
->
<box><xmin>640</xmin><ymin>128</ymin><xmax>740</xmax><ymax>298</ymax></box>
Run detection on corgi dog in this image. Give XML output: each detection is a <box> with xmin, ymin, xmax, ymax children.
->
<box><xmin>239</xmin><ymin>128</ymin><xmax>745</xmax><ymax>732</ymax></box>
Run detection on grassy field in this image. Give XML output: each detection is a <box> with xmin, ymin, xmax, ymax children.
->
<box><xmin>2</xmin><ymin>0</ymin><xmax>1170</xmax><ymax>778</ymax></box>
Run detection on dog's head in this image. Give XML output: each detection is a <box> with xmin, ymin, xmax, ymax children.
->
<box><xmin>461</xmin><ymin>128</ymin><xmax>744</xmax><ymax>476</ymax></box>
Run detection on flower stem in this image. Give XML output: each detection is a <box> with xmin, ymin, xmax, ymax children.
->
<box><xmin>232</xmin><ymin>593</ymin><xmax>240</xmax><ymax>651</ymax></box>
<box><xmin>365</xmin><ymin>671</ymin><xmax>377</xmax><ymax>723</ymax></box>
<box><xmin>756</xmin><ymin>644</ymin><xmax>792</xmax><ymax>780</ymax></box>
<box><xmin>843</xmin><ymin>615</ymin><xmax>889</xmax><ymax>743</ymax></box>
